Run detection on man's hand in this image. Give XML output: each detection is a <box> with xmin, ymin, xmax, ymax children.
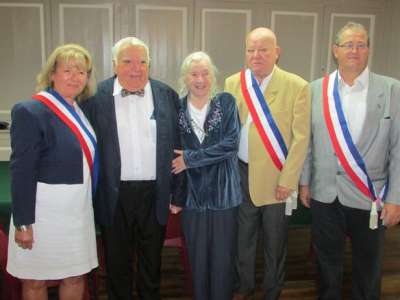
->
<box><xmin>15</xmin><ymin>225</ymin><xmax>33</xmax><ymax>250</ymax></box>
<box><xmin>276</xmin><ymin>185</ymin><xmax>293</xmax><ymax>201</ymax></box>
<box><xmin>172</xmin><ymin>150</ymin><xmax>187</xmax><ymax>174</ymax></box>
<box><xmin>381</xmin><ymin>203</ymin><xmax>400</xmax><ymax>227</ymax></box>
<box><xmin>299</xmin><ymin>185</ymin><xmax>311</xmax><ymax>208</ymax></box>
<box><xmin>169</xmin><ymin>204</ymin><xmax>182</xmax><ymax>215</ymax></box>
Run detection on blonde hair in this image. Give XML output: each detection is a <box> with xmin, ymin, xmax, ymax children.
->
<box><xmin>36</xmin><ymin>44</ymin><xmax>96</xmax><ymax>102</ymax></box>
<box><xmin>178</xmin><ymin>51</ymin><xmax>218</xmax><ymax>98</ymax></box>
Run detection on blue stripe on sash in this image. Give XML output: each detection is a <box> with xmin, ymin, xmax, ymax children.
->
<box><xmin>47</xmin><ymin>88</ymin><xmax>99</xmax><ymax>193</ymax></box>
<box><xmin>332</xmin><ymin>74</ymin><xmax>376</xmax><ymax>199</ymax></box>
<box><xmin>250</xmin><ymin>73</ymin><xmax>288</xmax><ymax>157</ymax></box>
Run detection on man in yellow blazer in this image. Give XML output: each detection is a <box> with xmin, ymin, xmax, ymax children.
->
<box><xmin>224</xmin><ymin>27</ymin><xmax>310</xmax><ymax>300</ymax></box>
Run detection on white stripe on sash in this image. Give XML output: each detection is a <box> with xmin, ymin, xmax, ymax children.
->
<box><xmin>37</xmin><ymin>91</ymin><xmax>96</xmax><ymax>160</ymax></box>
<box><xmin>324</xmin><ymin>71</ymin><xmax>387</xmax><ymax>229</ymax></box>
<box><xmin>244</xmin><ymin>69</ymin><xmax>287</xmax><ymax>166</ymax></box>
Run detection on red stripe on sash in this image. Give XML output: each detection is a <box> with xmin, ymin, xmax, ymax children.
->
<box><xmin>33</xmin><ymin>94</ymin><xmax>94</xmax><ymax>175</ymax></box>
<box><xmin>240</xmin><ymin>70</ymin><xmax>283</xmax><ymax>170</ymax></box>
<box><xmin>322</xmin><ymin>75</ymin><xmax>373</xmax><ymax>200</ymax></box>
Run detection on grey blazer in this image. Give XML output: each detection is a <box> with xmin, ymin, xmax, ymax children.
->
<box><xmin>300</xmin><ymin>72</ymin><xmax>400</xmax><ymax>210</ymax></box>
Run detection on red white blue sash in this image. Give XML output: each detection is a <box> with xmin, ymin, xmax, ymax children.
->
<box><xmin>323</xmin><ymin>71</ymin><xmax>387</xmax><ymax>228</ymax></box>
<box><xmin>240</xmin><ymin>69</ymin><xmax>297</xmax><ymax>215</ymax></box>
<box><xmin>32</xmin><ymin>89</ymin><xmax>99</xmax><ymax>194</ymax></box>
<box><xmin>240</xmin><ymin>69</ymin><xmax>288</xmax><ymax>170</ymax></box>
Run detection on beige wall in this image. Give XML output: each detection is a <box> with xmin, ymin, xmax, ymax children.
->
<box><xmin>385</xmin><ymin>0</ymin><xmax>400</xmax><ymax>79</ymax></box>
<box><xmin>0</xmin><ymin>0</ymin><xmax>399</xmax><ymax>159</ymax></box>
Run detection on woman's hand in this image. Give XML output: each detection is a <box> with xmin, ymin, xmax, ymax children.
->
<box><xmin>172</xmin><ymin>150</ymin><xmax>187</xmax><ymax>174</ymax></box>
<box><xmin>169</xmin><ymin>204</ymin><xmax>183</xmax><ymax>214</ymax></box>
<box><xmin>15</xmin><ymin>225</ymin><xmax>33</xmax><ymax>250</ymax></box>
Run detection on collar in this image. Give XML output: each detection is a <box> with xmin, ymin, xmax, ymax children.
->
<box><xmin>188</xmin><ymin>100</ymin><xmax>209</xmax><ymax>114</ymax></box>
<box><xmin>113</xmin><ymin>78</ymin><xmax>150</xmax><ymax>96</ymax></box>
<box><xmin>259</xmin><ymin>66</ymin><xmax>275</xmax><ymax>85</ymax></box>
<box><xmin>338</xmin><ymin>66</ymin><xmax>369</xmax><ymax>90</ymax></box>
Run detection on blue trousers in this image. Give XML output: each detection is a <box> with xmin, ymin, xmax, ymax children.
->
<box><xmin>182</xmin><ymin>207</ymin><xmax>238</xmax><ymax>300</ymax></box>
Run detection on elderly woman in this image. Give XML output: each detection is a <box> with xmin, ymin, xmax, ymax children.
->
<box><xmin>172</xmin><ymin>51</ymin><xmax>242</xmax><ymax>300</ymax></box>
<box><xmin>7</xmin><ymin>44</ymin><xmax>98</xmax><ymax>300</ymax></box>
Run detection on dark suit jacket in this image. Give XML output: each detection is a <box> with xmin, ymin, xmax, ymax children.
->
<box><xmin>10</xmin><ymin>100</ymin><xmax>84</xmax><ymax>226</ymax></box>
<box><xmin>81</xmin><ymin>77</ymin><xmax>186</xmax><ymax>226</ymax></box>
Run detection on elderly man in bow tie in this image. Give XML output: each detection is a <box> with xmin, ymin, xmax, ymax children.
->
<box><xmin>81</xmin><ymin>37</ymin><xmax>186</xmax><ymax>300</ymax></box>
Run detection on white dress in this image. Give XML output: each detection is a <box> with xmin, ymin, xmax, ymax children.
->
<box><xmin>7</xmin><ymin>107</ymin><xmax>98</xmax><ymax>280</ymax></box>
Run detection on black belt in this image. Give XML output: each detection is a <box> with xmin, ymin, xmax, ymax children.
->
<box><xmin>120</xmin><ymin>180</ymin><xmax>156</xmax><ymax>187</ymax></box>
<box><xmin>239</xmin><ymin>159</ymin><xmax>248</xmax><ymax>165</ymax></box>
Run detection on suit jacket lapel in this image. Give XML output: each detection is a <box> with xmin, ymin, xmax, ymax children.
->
<box><xmin>263</xmin><ymin>66</ymin><xmax>281</xmax><ymax>106</ymax></box>
<box><xmin>150</xmin><ymin>79</ymin><xmax>163</xmax><ymax>171</ymax></box>
<box><xmin>109</xmin><ymin>96</ymin><xmax>120</xmax><ymax>151</ymax></box>
<box><xmin>150</xmin><ymin>79</ymin><xmax>160</xmax><ymax>120</ymax></box>
<box><xmin>356</xmin><ymin>73</ymin><xmax>385</xmax><ymax>154</ymax></box>
<box><xmin>104</xmin><ymin>78</ymin><xmax>121</xmax><ymax>165</ymax></box>
<box><xmin>265</xmin><ymin>89</ymin><xmax>278</xmax><ymax>106</ymax></box>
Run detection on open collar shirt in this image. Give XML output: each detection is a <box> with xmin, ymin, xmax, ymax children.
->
<box><xmin>338</xmin><ymin>66</ymin><xmax>369</xmax><ymax>144</ymax></box>
<box><xmin>238</xmin><ymin>66</ymin><xmax>275</xmax><ymax>162</ymax></box>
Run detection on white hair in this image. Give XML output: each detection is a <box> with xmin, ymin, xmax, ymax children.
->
<box><xmin>178</xmin><ymin>51</ymin><xmax>218</xmax><ymax>98</ymax></box>
<box><xmin>112</xmin><ymin>37</ymin><xmax>151</xmax><ymax>65</ymax></box>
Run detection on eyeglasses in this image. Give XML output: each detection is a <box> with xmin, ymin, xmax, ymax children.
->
<box><xmin>336</xmin><ymin>42</ymin><xmax>368</xmax><ymax>50</ymax></box>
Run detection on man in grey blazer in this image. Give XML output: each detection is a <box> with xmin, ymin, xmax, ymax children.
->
<box><xmin>299</xmin><ymin>22</ymin><xmax>400</xmax><ymax>300</ymax></box>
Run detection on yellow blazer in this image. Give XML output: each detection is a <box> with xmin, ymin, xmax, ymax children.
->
<box><xmin>224</xmin><ymin>66</ymin><xmax>310</xmax><ymax>206</ymax></box>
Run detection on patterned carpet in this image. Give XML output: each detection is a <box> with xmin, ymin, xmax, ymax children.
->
<box><xmin>92</xmin><ymin>225</ymin><xmax>400</xmax><ymax>300</ymax></box>
<box><xmin>1</xmin><ymin>160</ymin><xmax>399</xmax><ymax>299</ymax></box>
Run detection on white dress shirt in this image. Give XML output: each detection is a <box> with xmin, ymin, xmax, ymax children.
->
<box><xmin>238</xmin><ymin>67</ymin><xmax>275</xmax><ymax>162</ymax></box>
<box><xmin>113</xmin><ymin>79</ymin><xmax>157</xmax><ymax>180</ymax></box>
<box><xmin>338</xmin><ymin>67</ymin><xmax>369</xmax><ymax>144</ymax></box>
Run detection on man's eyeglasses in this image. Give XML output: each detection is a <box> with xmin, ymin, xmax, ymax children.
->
<box><xmin>336</xmin><ymin>42</ymin><xmax>368</xmax><ymax>50</ymax></box>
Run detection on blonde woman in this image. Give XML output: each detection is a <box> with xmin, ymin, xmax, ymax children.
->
<box><xmin>7</xmin><ymin>44</ymin><xmax>98</xmax><ymax>300</ymax></box>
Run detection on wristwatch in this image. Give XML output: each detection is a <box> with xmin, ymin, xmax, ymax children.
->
<box><xmin>15</xmin><ymin>225</ymin><xmax>30</xmax><ymax>232</ymax></box>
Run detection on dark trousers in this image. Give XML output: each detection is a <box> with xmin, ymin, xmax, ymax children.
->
<box><xmin>235</xmin><ymin>161</ymin><xmax>288</xmax><ymax>300</ymax></box>
<box><xmin>311</xmin><ymin>199</ymin><xmax>385</xmax><ymax>300</ymax></box>
<box><xmin>101</xmin><ymin>181</ymin><xmax>165</xmax><ymax>300</ymax></box>
<box><xmin>181</xmin><ymin>207</ymin><xmax>238</xmax><ymax>300</ymax></box>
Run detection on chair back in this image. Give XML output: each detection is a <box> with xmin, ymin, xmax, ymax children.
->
<box><xmin>165</xmin><ymin>213</ymin><xmax>183</xmax><ymax>240</ymax></box>
<box><xmin>0</xmin><ymin>224</ymin><xmax>8</xmax><ymax>271</ymax></box>
<box><xmin>0</xmin><ymin>224</ymin><xmax>22</xmax><ymax>300</ymax></box>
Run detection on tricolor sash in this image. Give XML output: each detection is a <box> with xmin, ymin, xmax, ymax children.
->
<box><xmin>32</xmin><ymin>89</ymin><xmax>99</xmax><ymax>194</ymax></box>
<box><xmin>323</xmin><ymin>71</ymin><xmax>388</xmax><ymax>229</ymax></box>
<box><xmin>240</xmin><ymin>69</ymin><xmax>297</xmax><ymax>214</ymax></box>
<box><xmin>240</xmin><ymin>68</ymin><xmax>288</xmax><ymax>170</ymax></box>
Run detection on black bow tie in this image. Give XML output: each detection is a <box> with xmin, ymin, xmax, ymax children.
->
<box><xmin>121</xmin><ymin>88</ymin><xmax>145</xmax><ymax>97</ymax></box>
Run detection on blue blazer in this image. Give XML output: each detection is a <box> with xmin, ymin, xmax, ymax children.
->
<box><xmin>10</xmin><ymin>100</ymin><xmax>84</xmax><ymax>226</ymax></box>
<box><xmin>81</xmin><ymin>77</ymin><xmax>186</xmax><ymax>226</ymax></box>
